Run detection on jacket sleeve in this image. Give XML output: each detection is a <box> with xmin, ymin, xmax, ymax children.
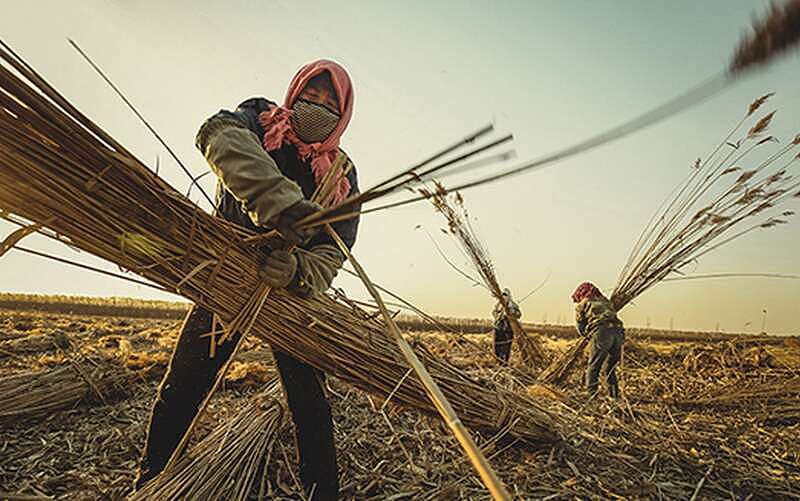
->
<box><xmin>491</xmin><ymin>302</ymin><xmax>502</xmax><ymax>324</ymax></box>
<box><xmin>575</xmin><ymin>300</ymin><xmax>588</xmax><ymax>336</ymax></box>
<box><xmin>289</xmin><ymin>244</ymin><xmax>346</xmax><ymax>297</ymax></box>
<box><xmin>195</xmin><ymin>110</ymin><xmax>303</xmax><ymax>227</ymax></box>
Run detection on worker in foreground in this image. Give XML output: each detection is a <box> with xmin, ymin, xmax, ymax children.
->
<box><xmin>492</xmin><ymin>288</ymin><xmax>521</xmax><ymax>364</ymax></box>
<box><xmin>571</xmin><ymin>282</ymin><xmax>624</xmax><ymax>399</ymax></box>
<box><xmin>135</xmin><ymin>59</ymin><xmax>359</xmax><ymax>501</ymax></box>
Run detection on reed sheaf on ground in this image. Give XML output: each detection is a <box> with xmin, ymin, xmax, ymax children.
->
<box><xmin>130</xmin><ymin>378</ymin><xmax>286</xmax><ymax>501</ymax></box>
<box><xmin>0</xmin><ymin>354</ymin><xmax>132</xmax><ymax>422</ymax></box>
<box><xmin>0</xmin><ymin>310</ymin><xmax>798</xmax><ymax>499</ymax></box>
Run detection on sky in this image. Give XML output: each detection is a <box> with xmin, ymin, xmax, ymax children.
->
<box><xmin>1</xmin><ymin>1</ymin><xmax>799</xmax><ymax>334</ymax></box>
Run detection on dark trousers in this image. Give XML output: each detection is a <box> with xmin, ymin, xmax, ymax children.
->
<box><xmin>494</xmin><ymin>326</ymin><xmax>513</xmax><ymax>364</ymax></box>
<box><xmin>586</xmin><ymin>326</ymin><xmax>624</xmax><ymax>398</ymax></box>
<box><xmin>136</xmin><ymin>305</ymin><xmax>338</xmax><ymax>500</ymax></box>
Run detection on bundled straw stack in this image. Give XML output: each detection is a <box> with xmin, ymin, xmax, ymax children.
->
<box><xmin>131</xmin><ymin>378</ymin><xmax>286</xmax><ymax>500</ymax></box>
<box><xmin>669</xmin><ymin>375</ymin><xmax>800</xmax><ymax>424</ymax></box>
<box><xmin>0</xmin><ymin>330</ymin><xmax>71</xmax><ymax>358</ymax></box>
<box><xmin>425</xmin><ymin>183</ymin><xmax>546</xmax><ymax>367</ymax></box>
<box><xmin>0</xmin><ymin>43</ymin><xmax>561</xmax><ymax>443</ymax></box>
<box><xmin>0</xmin><ymin>355</ymin><xmax>132</xmax><ymax>421</ymax></box>
<box><xmin>540</xmin><ymin>94</ymin><xmax>800</xmax><ymax>386</ymax></box>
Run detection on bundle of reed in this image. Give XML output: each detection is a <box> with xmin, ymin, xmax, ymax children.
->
<box><xmin>131</xmin><ymin>378</ymin><xmax>286</xmax><ymax>500</ymax></box>
<box><xmin>425</xmin><ymin>183</ymin><xmax>546</xmax><ymax>367</ymax></box>
<box><xmin>0</xmin><ymin>355</ymin><xmax>132</xmax><ymax>421</ymax></box>
<box><xmin>539</xmin><ymin>93</ymin><xmax>800</xmax><ymax>386</ymax></box>
<box><xmin>680</xmin><ymin>342</ymin><xmax>777</xmax><ymax>375</ymax></box>
<box><xmin>0</xmin><ymin>43</ymin><xmax>561</xmax><ymax>443</ymax></box>
<box><xmin>0</xmin><ymin>330</ymin><xmax>71</xmax><ymax>359</ymax></box>
<box><xmin>670</xmin><ymin>374</ymin><xmax>800</xmax><ymax>410</ymax></box>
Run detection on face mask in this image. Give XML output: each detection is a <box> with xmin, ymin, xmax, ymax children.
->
<box><xmin>291</xmin><ymin>99</ymin><xmax>340</xmax><ymax>144</ymax></box>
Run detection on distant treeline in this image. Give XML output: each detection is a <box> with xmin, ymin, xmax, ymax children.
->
<box><xmin>0</xmin><ymin>293</ymin><xmax>789</xmax><ymax>343</ymax></box>
<box><xmin>0</xmin><ymin>294</ymin><xmax>497</xmax><ymax>329</ymax></box>
<box><xmin>0</xmin><ymin>293</ymin><xmax>189</xmax><ymax>320</ymax></box>
<box><xmin>400</xmin><ymin>316</ymin><xmax>788</xmax><ymax>344</ymax></box>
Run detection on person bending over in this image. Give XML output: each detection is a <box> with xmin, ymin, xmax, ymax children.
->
<box><xmin>572</xmin><ymin>282</ymin><xmax>624</xmax><ymax>399</ymax></box>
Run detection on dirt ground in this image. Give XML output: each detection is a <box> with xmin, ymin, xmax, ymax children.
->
<box><xmin>1</xmin><ymin>305</ymin><xmax>799</xmax><ymax>500</ymax></box>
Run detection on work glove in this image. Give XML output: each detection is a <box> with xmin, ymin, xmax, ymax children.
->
<box><xmin>259</xmin><ymin>249</ymin><xmax>298</xmax><ymax>289</ymax></box>
<box><xmin>270</xmin><ymin>199</ymin><xmax>323</xmax><ymax>245</ymax></box>
<box><xmin>291</xmin><ymin>244</ymin><xmax>346</xmax><ymax>297</ymax></box>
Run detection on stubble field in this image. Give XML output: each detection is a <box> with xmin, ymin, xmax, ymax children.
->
<box><xmin>0</xmin><ymin>294</ymin><xmax>798</xmax><ymax>500</ymax></box>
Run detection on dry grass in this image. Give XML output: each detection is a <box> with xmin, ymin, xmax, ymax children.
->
<box><xmin>729</xmin><ymin>0</ymin><xmax>800</xmax><ymax>75</ymax></box>
<box><xmin>1</xmin><ymin>310</ymin><xmax>798</xmax><ymax>499</ymax></box>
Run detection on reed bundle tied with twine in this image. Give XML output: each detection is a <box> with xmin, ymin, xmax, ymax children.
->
<box><xmin>0</xmin><ymin>354</ymin><xmax>132</xmax><ymax>421</ymax></box>
<box><xmin>131</xmin><ymin>378</ymin><xmax>286</xmax><ymax>501</ymax></box>
<box><xmin>424</xmin><ymin>182</ymin><xmax>546</xmax><ymax>367</ymax></box>
<box><xmin>0</xmin><ymin>43</ymin><xmax>563</xmax><ymax>444</ymax></box>
<box><xmin>540</xmin><ymin>93</ymin><xmax>800</xmax><ymax>386</ymax></box>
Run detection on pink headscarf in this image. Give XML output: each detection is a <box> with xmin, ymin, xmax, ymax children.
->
<box><xmin>572</xmin><ymin>282</ymin><xmax>601</xmax><ymax>303</ymax></box>
<box><xmin>258</xmin><ymin>59</ymin><xmax>354</xmax><ymax>205</ymax></box>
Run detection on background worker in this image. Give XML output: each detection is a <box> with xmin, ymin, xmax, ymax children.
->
<box><xmin>572</xmin><ymin>282</ymin><xmax>625</xmax><ymax>399</ymax></box>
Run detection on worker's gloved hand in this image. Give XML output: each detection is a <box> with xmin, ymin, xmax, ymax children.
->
<box><xmin>259</xmin><ymin>249</ymin><xmax>298</xmax><ymax>289</ymax></box>
<box><xmin>291</xmin><ymin>244</ymin><xmax>346</xmax><ymax>297</ymax></box>
<box><xmin>271</xmin><ymin>199</ymin><xmax>323</xmax><ymax>244</ymax></box>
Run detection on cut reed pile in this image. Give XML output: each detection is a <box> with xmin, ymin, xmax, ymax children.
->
<box><xmin>425</xmin><ymin>183</ymin><xmax>546</xmax><ymax>367</ymax></box>
<box><xmin>564</xmin><ymin>341</ymin><xmax>800</xmax><ymax>499</ymax></box>
<box><xmin>130</xmin><ymin>378</ymin><xmax>286</xmax><ymax>501</ymax></box>
<box><xmin>669</xmin><ymin>373</ymin><xmax>799</xmax><ymax>415</ymax></box>
<box><xmin>0</xmin><ymin>330</ymin><xmax>71</xmax><ymax>359</ymax></box>
<box><xmin>679</xmin><ymin>341</ymin><xmax>777</xmax><ymax>373</ymax></box>
<box><xmin>539</xmin><ymin>93</ymin><xmax>800</xmax><ymax>386</ymax></box>
<box><xmin>0</xmin><ymin>42</ymin><xmax>562</xmax><ymax>443</ymax></box>
<box><xmin>0</xmin><ymin>354</ymin><xmax>132</xmax><ymax>421</ymax></box>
